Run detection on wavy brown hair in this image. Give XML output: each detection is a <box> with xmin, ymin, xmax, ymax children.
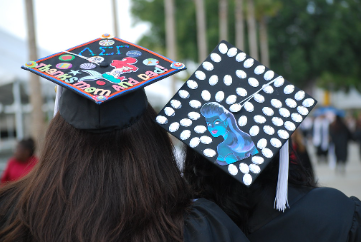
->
<box><xmin>0</xmin><ymin>105</ymin><xmax>191</xmax><ymax>242</ymax></box>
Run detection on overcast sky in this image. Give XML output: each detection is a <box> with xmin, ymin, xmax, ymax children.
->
<box><xmin>0</xmin><ymin>0</ymin><xmax>149</xmax><ymax>52</ymax></box>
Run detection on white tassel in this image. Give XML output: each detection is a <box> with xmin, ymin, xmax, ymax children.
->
<box><xmin>53</xmin><ymin>85</ymin><xmax>63</xmax><ymax>117</ymax></box>
<box><xmin>274</xmin><ymin>140</ymin><xmax>290</xmax><ymax>212</ymax></box>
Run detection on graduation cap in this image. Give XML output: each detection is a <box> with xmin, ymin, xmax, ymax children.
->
<box><xmin>156</xmin><ymin>41</ymin><xmax>317</xmax><ymax>211</ymax></box>
<box><xmin>22</xmin><ymin>34</ymin><xmax>186</xmax><ymax>132</ymax></box>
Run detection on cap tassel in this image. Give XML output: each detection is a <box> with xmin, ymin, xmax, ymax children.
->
<box><xmin>274</xmin><ymin>140</ymin><xmax>290</xmax><ymax>212</ymax></box>
<box><xmin>54</xmin><ymin>85</ymin><xmax>63</xmax><ymax>117</ymax></box>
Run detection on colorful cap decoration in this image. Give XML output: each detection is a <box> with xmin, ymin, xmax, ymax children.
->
<box><xmin>22</xmin><ymin>34</ymin><xmax>186</xmax><ymax>104</ymax></box>
<box><xmin>156</xmin><ymin>40</ymin><xmax>317</xmax><ymax>187</ymax></box>
<box><xmin>21</xmin><ymin>34</ymin><xmax>186</xmax><ymax>133</ymax></box>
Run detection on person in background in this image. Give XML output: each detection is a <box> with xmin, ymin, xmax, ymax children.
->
<box><xmin>354</xmin><ymin>113</ymin><xmax>361</xmax><ymax>161</ymax></box>
<box><xmin>345</xmin><ymin>115</ymin><xmax>356</xmax><ymax>133</ymax></box>
<box><xmin>0</xmin><ymin>138</ymin><xmax>37</xmax><ymax>184</ymax></box>
<box><xmin>329</xmin><ymin>115</ymin><xmax>353</xmax><ymax>174</ymax></box>
<box><xmin>313</xmin><ymin>114</ymin><xmax>330</xmax><ymax>163</ymax></box>
<box><xmin>291</xmin><ymin>129</ymin><xmax>315</xmax><ymax>182</ymax></box>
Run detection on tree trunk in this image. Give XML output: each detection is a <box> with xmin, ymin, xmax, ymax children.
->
<box><xmin>219</xmin><ymin>0</ymin><xmax>228</xmax><ymax>41</ymax></box>
<box><xmin>195</xmin><ymin>0</ymin><xmax>207</xmax><ymax>62</ymax></box>
<box><xmin>164</xmin><ymin>0</ymin><xmax>177</xmax><ymax>94</ymax></box>
<box><xmin>259</xmin><ymin>16</ymin><xmax>269</xmax><ymax>67</ymax></box>
<box><xmin>246</xmin><ymin>0</ymin><xmax>258</xmax><ymax>60</ymax></box>
<box><xmin>235</xmin><ymin>0</ymin><xmax>244</xmax><ymax>50</ymax></box>
<box><xmin>24</xmin><ymin>0</ymin><xmax>45</xmax><ymax>153</ymax></box>
<box><xmin>112</xmin><ymin>0</ymin><xmax>119</xmax><ymax>37</ymax></box>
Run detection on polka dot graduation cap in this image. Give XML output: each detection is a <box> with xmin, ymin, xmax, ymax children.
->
<box><xmin>22</xmin><ymin>34</ymin><xmax>186</xmax><ymax>132</ymax></box>
<box><xmin>156</xmin><ymin>40</ymin><xmax>317</xmax><ymax>210</ymax></box>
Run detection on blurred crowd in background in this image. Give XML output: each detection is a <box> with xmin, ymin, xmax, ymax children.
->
<box><xmin>297</xmin><ymin>108</ymin><xmax>361</xmax><ymax>174</ymax></box>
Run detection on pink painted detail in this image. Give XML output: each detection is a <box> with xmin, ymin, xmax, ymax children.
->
<box><xmin>155</xmin><ymin>65</ymin><xmax>168</xmax><ymax>71</ymax></box>
<box><xmin>35</xmin><ymin>63</ymin><xmax>47</xmax><ymax>69</ymax></box>
<box><xmin>145</xmin><ymin>71</ymin><xmax>158</xmax><ymax>77</ymax></box>
<box><xmin>112</xmin><ymin>85</ymin><xmax>125</xmax><ymax>91</ymax></box>
<box><xmin>96</xmin><ymin>81</ymin><xmax>106</xmax><ymax>86</ymax></box>
<box><xmin>118</xmin><ymin>76</ymin><xmax>127</xmax><ymax>81</ymax></box>
<box><xmin>110</xmin><ymin>57</ymin><xmax>138</xmax><ymax>75</ymax></box>
<box><xmin>56</xmin><ymin>63</ymin><xmax>72</xmax><ymax>69</ymax></box>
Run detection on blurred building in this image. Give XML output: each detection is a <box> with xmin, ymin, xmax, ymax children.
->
<box><xmin>0</xmin><ymin>30</ymin><xmax>55</xmax><ymax>154</ymax></box>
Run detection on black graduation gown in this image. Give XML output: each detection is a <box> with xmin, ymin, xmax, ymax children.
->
<box><xmin>329</xmin><ymin>125</ymin><xmax>352</xmax><ymax>162</ymax></box>
<box><xmin>185</xmin><ymin>198</ymin><xmax>250</xmax><ymax>242</ymax></box>
<box><xmin>247</xmin><ymin>186</ymin><xmax>361</xmax><ymax>242</ymax></box>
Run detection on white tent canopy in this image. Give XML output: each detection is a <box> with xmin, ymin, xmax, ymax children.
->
<box><xmin>314</xmin><ymin>87</ymin><xmax>361</xmax><ymax>109</ymax></box>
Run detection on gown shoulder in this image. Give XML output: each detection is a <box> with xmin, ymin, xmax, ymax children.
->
<box><xmin>184</xmin><ymin>198</ymin><xmax>249</xmax><ymax>242</ymax></box>
<box><xmin>248</xmin><ymin>186</ymin><xmax>360</xmax><ymax>242</ymax></box>
<box><xmin>348</xmin><ymin>196</ymin><xmax>361</xmax><ymax>242</ymax></box>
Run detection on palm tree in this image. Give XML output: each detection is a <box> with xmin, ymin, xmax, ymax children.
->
<box><xmin>259</xmin><ymin>16</ymin><xmax>269</xmax><ymax>66</ymax></box>
<box><xmin>164</xmin><ymin>0</ymin><xmax>177</xmax><ymax>93</ymax></box>
<box><xmin>24</xmin><ymin>0</ymin><xmax>45</xmax><ymax>152</ymax></box>
<box><xmin>235</xmin><ymin>0</ymin><xmax>245</xmax><ymax>50</ymax></box>
<box><xmin>255</xmin><ymin>0</ymin><xmax>282</xmax><ymax>67</ymax></box>
<box><xmin>112</xmin><ymin>0</ymin><xmax>119</xmax><ymax>37</ymax></box>
<box><xmin>219</xmin><ymin>0</ymin><xmax>228</xmax><ymax>41</ymax></box>
<box><xmin>195</xmin><ymin>0</ymin><xmax>208</xmax><ymax>62</ymax></box>
<box><xmin>246</xmin><ymin>0</ymin><xmax>258</xmax><ymax>60</ymax></box>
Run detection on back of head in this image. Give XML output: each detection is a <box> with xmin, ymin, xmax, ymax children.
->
<box><xmin>14</xmin><ymin>138</ymin><xmax>36</xmax><ymax>162</ymax></box>
<box><xmin>0</xmin><ymin>105</ymin><xmax>191</xmax><ymax>242</ymax></box>
<box><xmin>18</xmin><ymin>138</ymin><xmax>35</xmax><ymax>156</ymax></box>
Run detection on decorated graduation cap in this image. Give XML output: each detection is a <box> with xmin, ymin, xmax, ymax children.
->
<box><xmin>22</xmin><ymin>34</ymin><xmax>186</xmax><ymax>132</ymax></box>
<box><xmin>156</xmin><ymin>40</ymin><xmax>317</xmax><ymax>211</ymax></box>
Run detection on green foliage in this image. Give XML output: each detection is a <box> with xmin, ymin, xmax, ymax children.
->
<box><xmin>132</xmin><ymin>0</ymin><xmax>237</xmax><ymax>61</ymax></box>
<box><xmin>254</xmin><ymin>0</ymin><xmax>282</xmax><ymax>19</ymax></box>
<box><xmin>131</xmin><ymin>0</ymin><xmax>361</xmax><ymax>90</ymax></box>
<box><xmin>267</xmin><ymin>0</ymin><xmax>361</xmax><ymax>90</ymax></box>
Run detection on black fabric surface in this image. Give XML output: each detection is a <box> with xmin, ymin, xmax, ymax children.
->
<box><xmin>184</xmin><ymin>198</ymin><xmax>249</xmax><ymax>242</ymax></box>
<box><xmin>247</xmin><ymin>186</ymin><xmax>361</xmax><ymax>242</ymax></box>
<box><xmin>59</xmin><ymin>88</ymin><xmax>147</xmax><ymax>132</ymax></box>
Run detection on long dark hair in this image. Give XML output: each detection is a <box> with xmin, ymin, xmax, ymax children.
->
<box><xmin>0</xmin><ymin>105</ymin><xmax>191</xmax><ymax>242</ymax></box>
<box><xmin>183</xmin><ymin>142</ymin><xmax>316</xmax><ymax>233</ymax></box>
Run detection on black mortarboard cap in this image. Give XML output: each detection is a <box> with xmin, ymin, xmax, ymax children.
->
<box><xmin>156</xmin><ymin>41</ymin><xmax>317</xmax><ymax>190</ymax></box>
<box><xmin>22</xmin><ymin>34</ymin><xmax>186</xmax><ymax>132</ymax></box>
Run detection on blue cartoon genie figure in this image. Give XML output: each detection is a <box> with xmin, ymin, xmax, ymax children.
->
<box><xmin>200</xmin><ymin>102</ymin><xmax>258</xmax><ymax>166</ymax></box>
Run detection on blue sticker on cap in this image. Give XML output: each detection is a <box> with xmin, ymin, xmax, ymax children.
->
<box><xmin>126</xmin><ymin>50</ymin><xmax>142</xmax><ymax>57</ymax></box>
<box><xmin>96</xmin><ymin>95</ymin><xmax>107</xmax><ymax>101</ymax></box>
<box><xmin>143</xmin><ymin>58</ymin><xmax>159</xmax><ymax>66</ymax></box>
